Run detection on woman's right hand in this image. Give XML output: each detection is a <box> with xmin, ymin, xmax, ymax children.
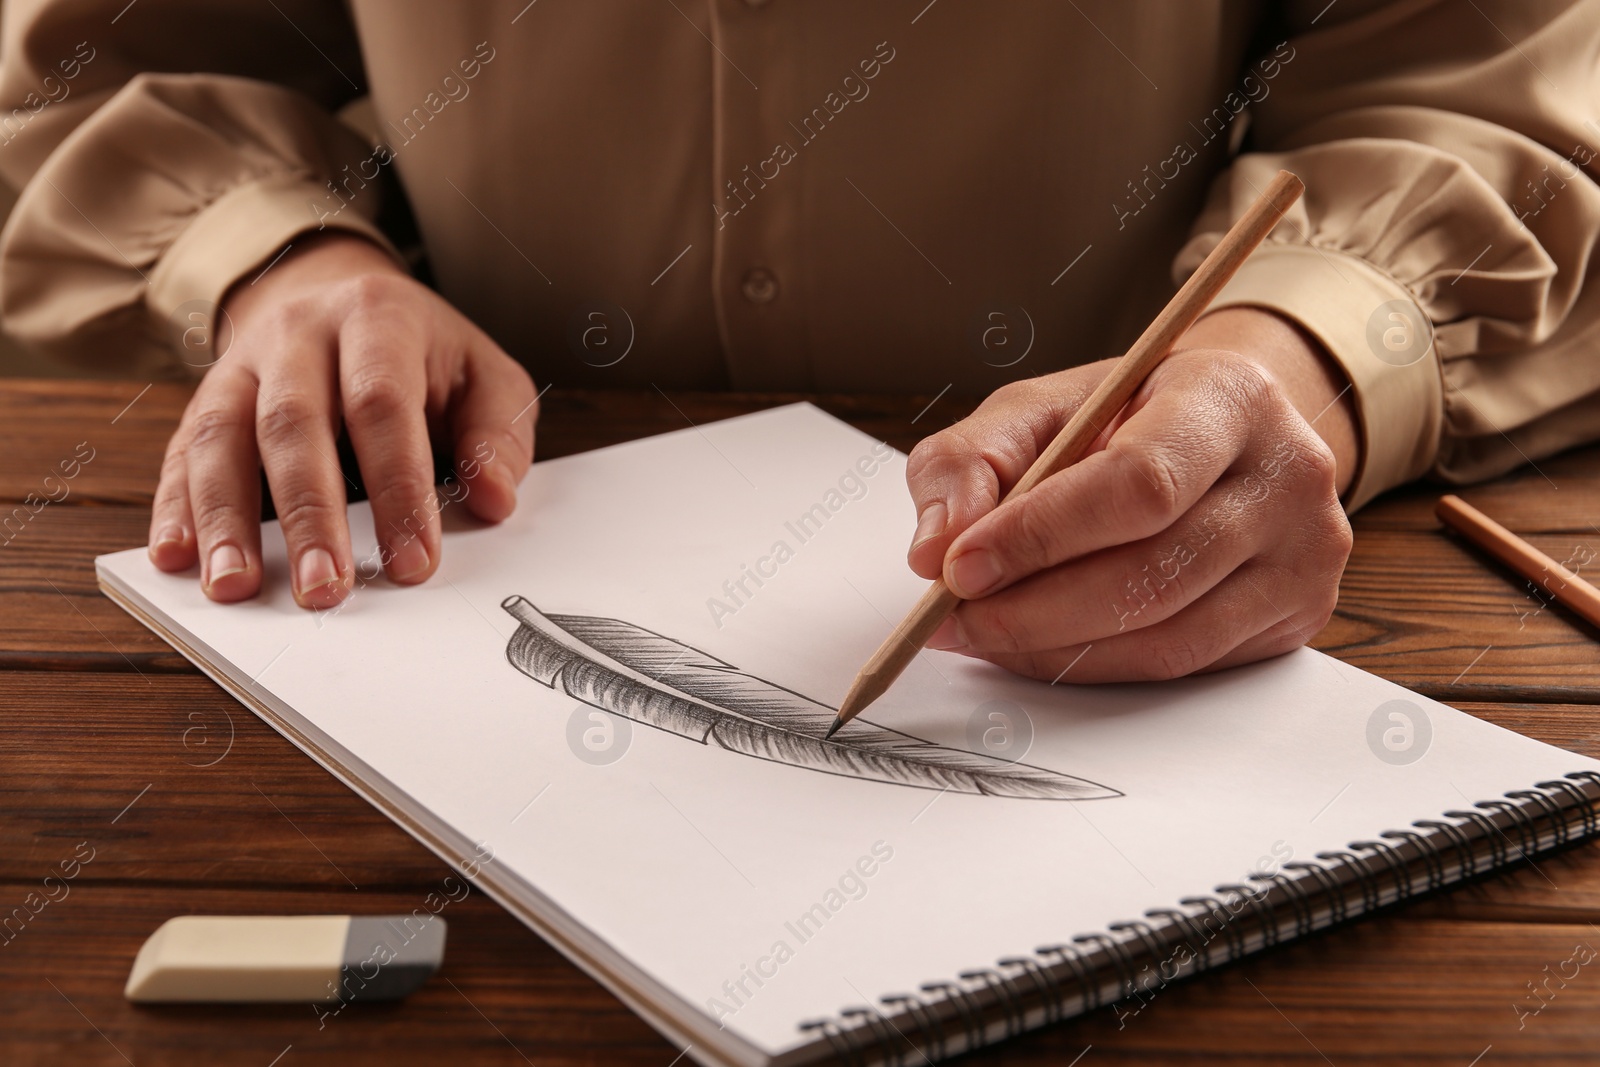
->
<box><xmin>148</xmin><ymin>233</ymin><xmax>538</xmax><ymax>609</ymax></box>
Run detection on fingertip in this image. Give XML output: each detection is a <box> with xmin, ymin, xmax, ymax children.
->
<box><xmin>298</xmin><ymin>582</ymin><xmax>352</xmax><ymax>609</ymax></box>
<box><xmin>202</xmin><ymin>543</ymin><xmax>259</xmax><ymax>603</ymax></box>
<box><xmin>926</xmin><ymin>615</ymin><xmax>968</xmax><ymax>651</ymax></box>
<box><xmin>205</xmin><ymin>573</ymin><xmax>259</xmax><ymax>602</ymax></box>
<box><xmin>294</xmin><ymin>546</ymin><xmax>353</xmax><ymax>610</ymax></box>
<box><xmin>148</xmin><ymin>525</ymin><xmax>196</xmax><ymax>572</ymax></box>
<box><xmin>464</xmin><ymin>461</ymin><xmax>518</xmax><ymax>524</ymax></box>
<box><xmin>907</xmin><ymin>537</ymin><xmax>948</xmax><ymax>581</ymax></box>
<box><xmin>945</xmin><ymin>547</ymin><xmax>1003</xmax><ymax>600</ymax></box>
<box><xmin>384</xmin><ymin>533</ymin><xmax>435</xmax><ymax>586</ymax></box>
<box><xmin>907</xmin><ymin>545</ymin><xmax>943</xmax><ymax>580</ymax></box>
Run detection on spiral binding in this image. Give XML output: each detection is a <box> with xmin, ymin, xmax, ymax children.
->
<box><xmin>1350</xmin><ymin>837</ymin><xmax>1411</xmax><ymax>902</ymax></box>
<box><xmin>1175</xmin><ymin>893</ymin><xmax>1249</xmax><ymax>962</ymax></box>
<box><xmin>1414</xmin><ymin>818</ymin><xmax>1476</xmax><ymax>881</ymax></box>
<box><xmin>1281</xmin><ymin>860</ymin><xmax>1346</xmax><ymax>924</ymax></box>
<box><xmin>800</xmin><ymin>772</ymin><xmax>1600</xmax><ymax>1065</ymax></box>
<box><xmin>1478</xmin><ymin>798</ymin><xmax>1537</xmax><ymax>859</ymax></box>
<box><xmin>1443</xmin><ymin>808</ymin><xmax>1506</xmax><ymax>868</ymax></box>
<box><xmin>1313</xmin><ymin>850</ymin><xmax>1380</xmax><ymax>913</ymax></box>
<box><xmin>1249</xmin><ymin>870</ymin><xmax>1314</xmax><ymax>938</ymax></box>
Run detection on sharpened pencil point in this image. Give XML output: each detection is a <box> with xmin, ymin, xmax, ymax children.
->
<box><xmin>824</xmin><ymin>716</ymin><xmax>844</xmax><ymax>740</ymax></box>
<box><xmin>833</xmin><ymin>673</ymin><xmax>885</xmax><ymax>736</ymax></box>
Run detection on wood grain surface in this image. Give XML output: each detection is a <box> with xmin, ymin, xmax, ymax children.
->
<box><xmin>3</xmin><ymin>378</ymin><xmax>1599</xmax><ymax>1066</ymax></box>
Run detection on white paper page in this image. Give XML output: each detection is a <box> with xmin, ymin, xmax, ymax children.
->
<box><xmin>98</xmin><ymin>403</ymin><xmax>1600</xmax><ymax>1058</ymax></box>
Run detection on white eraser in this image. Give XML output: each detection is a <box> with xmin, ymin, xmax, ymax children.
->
<box><xmin>125</xmin><ymin>915</ymin><xmax>446</xmax><ymax>1003</ymax></box>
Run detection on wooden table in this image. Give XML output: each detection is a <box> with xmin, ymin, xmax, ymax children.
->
<box><xmin>5</xmin><ymin>377</ymin><xmax>1600</xmax><ymax>1066</ymax></box>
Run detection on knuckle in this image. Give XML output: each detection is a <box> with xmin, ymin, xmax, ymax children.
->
<box><xmin>384</xmin><ymin>511</ymin><xmax>435</xmax><ymax>547</ymax></box>
<box><xmin>188</xmin><ymin>490</ymin><xmax>248</xmax><ymax>534</ymax></box>
<box><xmin>904</xmin><ymin>436</ymin><xmax>946</xmax><ymax>481</ymax></box>
<box><xmin>187</xmin><ymin>405</ymin><xmax>244</xmax><ymax>450</ymax></box>
<box><xmin>965</xmin><ymin>602</ymin><xmax>1028</xmax><ymax>655</ymax></box>
<box><xmin>1217</xmin><ymin>353</ymin><xmax>1278</xmax><ymax>411</ymax></box>
<box><xmin>370</xmin><ymin>479</ymin><xmax>438</xmax><ymax>536</ymax></box>
<box><xmin>163</xmin><ymin>414</ymin><xmax>194</xmax><ymax>456</ymax></box>
<box><xmin>152</xmin><ymin>472</ymin><xmax>189</xmax><ymax>513</ymax></box>
<box><xmin>1306</xmin><ymin>440</ymin><xmax>1340</xmax><ymax>494</ymax></box>
<box><xmin>1325</xmin><ymin>509</ymin><xmax>1355</xmax><ymax>565</ymax></box>
<box><xmin>907</xmin><ymin>427</ymin><xmax>969</xmax><ymax>473</ymax></box>
<box><xmin>334</xmin><ymin>271</ymin><xmax>401</xmax><ymax>309</ymax></box>
<box><xmin>1122</xmin><ymin>445</ymin><xmax>1185</xmax><ymax>524</ymax></box>
<box><xmin>151</xmin><ymin>485</ymin><xmax>188</xmax><ymax>518</ymax></box>
<box><xmin>1000</xmin><ymin>494</ymin><xmax>1059</xmax><ymax>569</ymax></box>
<box><xmin>343</xmin><ymin>370</ymin><xmax>413</xmax><ymax>426</ymax></box>
<box><xmin>1146</xmin><ymin>636</ymin><xmax>1203</xmax><ymax>681</ymax></box>
<box><xmin>906</xmin><ymin>428</ymin><xmax>990</xmax><ymax>497</ymax></box>
<box><xmin>273</xmin><ymin>490</ymin><xmax>341</xmax><ymax>542</ymax></box>
<box><xmin>157</xmin><ymin>443</ymin><xmax>187</xmax><ymax>485</ymax></box>
<box><xmin>1005</xmin><ymin>650</ymin><xmax>1051</xmax><ymax>682</ymax></box>
<box><xmin>255</xmin><ymin>391</ymin><xmax>322</xmax><ymax>445</ymax></box>
<box><xmin>1302</xmin><ymin>590</ymin><xmax>1339</xmax><ymax>636</ymax></box>
<box><xmin>370</xmin><ymin>473</ymin><xmax>435</xmax><ymax>512</ymax></box>
<box><xmin>1271</xmin><ymin>612</ymin><xmax>1319</xmax><ymax>654</ymax></box>
<box><xmin>1114</xmin><ymin>552</ymin><xmax>1188</xmax><ymax>625</ymax></box>
<box><xmin>1243</xmin><ymin>620</ymin><xmax>1307</xmax><ymax>666</ymax></box>
<box><xmin>1297</xmin><ymin>501</ymin><xmax>1353</xmax><ymax>576</ymax></box>
<box><xmin>262</xmin><ymin>294</ymin><xmax>322</xmax><ymax>337</ymax></box>
<box><xmin>1285</xmin><ymin>431</ymin><xmax>1339</xmax><ymax>496</ymax></box>
<box><xmin>480</xmin><ymin>429</ymin><xmax>522</xmax><ymax>469</ymax></box>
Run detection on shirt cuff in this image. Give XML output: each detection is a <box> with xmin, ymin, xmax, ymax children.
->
<box><xmin>146</xmin><ymin>172</ymin><xmax>403</xmax><ymax>367</ymax></box>
<box><xmin>1205</xmin><ymin>242</ymin><xmax>1443</xmax><ymax>511</ymax></box>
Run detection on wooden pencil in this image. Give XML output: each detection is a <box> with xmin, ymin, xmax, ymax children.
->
<box><xmin>826</xmin><ymin>168</ymin><xmax>1307</xmax><ymax>738</ymax></box>
<box><xmin>1436</xmin><ymin>493</ymin><xmax>1600</xmax><ymax>629</ymax></box>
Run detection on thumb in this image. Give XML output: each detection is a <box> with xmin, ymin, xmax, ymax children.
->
<box><xmin>449</xmin><ymin>338</ymin><xmax>538</xmax><ymax>523</ymax></box>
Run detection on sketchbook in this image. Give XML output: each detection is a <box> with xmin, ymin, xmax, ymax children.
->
<box><xmin>98</xmin><ymin>403</ymin><xmax>1600</xmax><ymax>1065</ymax></box>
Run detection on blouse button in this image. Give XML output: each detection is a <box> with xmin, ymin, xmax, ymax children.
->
<box><xmin>741</xmin><ymin>267</ymin><xmax>779</xmax><ymax>304</ymax></box>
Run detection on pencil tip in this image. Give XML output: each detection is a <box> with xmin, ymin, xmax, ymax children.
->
<box><xmin>832</xmin><ymin>675</ymin><xmax>884</xmax><ymax>736</ymax></box>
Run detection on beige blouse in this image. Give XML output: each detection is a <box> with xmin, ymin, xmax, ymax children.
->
<box><xmin>1</xmin><ymin>0</ymin><xmax>1598</xmax><ymax>510</ymax></box>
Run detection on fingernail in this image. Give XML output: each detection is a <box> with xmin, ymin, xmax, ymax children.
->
<box><xmin>153</xmin><ymin>523</ymin><xmax>185</xmax><ymax>550</ymax></box>
<box><xmin>388</xmin><ymin>536</ymin><xmax>431</xmax><ymax>582</ymax></box>
<box><xmin>296</xmin><ymin>547</ymin><xmax>340</xmax><ymax>596</ymax></box>
<box><xmin>206</xmin><ymin>543</ymin><xmax>247</xmax><ymax>586</ymax></box>
<box><xmin>926</xmin><ymin>616</ymin><xmax>967</xmax><ymax>651</ymax></box>
<box><xmin>910</xmin><ymin>501</ymin><xmax>947</xmax><ymax>550</ymax></box>
<box><xmin>947</xmin><ymin>549</ymin><xmax>1003</xmax><ymax>598</ymax></box>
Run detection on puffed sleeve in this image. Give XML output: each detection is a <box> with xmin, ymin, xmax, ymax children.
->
<box><xmin>0</xmin><ymin>0</ymin><xmax>403</xmax><ymax>376</ymax></box>
<box><xmin>1175</xmin><ymin>0</ymin><xmax>1600</xmax><ymax>510</ymax></box>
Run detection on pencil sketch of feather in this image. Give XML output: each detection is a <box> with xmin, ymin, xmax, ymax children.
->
<box><xmin>502</xmin><ymin>597</ymin><xmax>1118</xmax><ymax>801</ymax></box>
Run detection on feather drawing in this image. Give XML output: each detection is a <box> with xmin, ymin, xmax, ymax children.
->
<box><xmin>502</xmin><ymin>597</ymin><xmax>1118</xmax><ymax>801</ymax></box>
